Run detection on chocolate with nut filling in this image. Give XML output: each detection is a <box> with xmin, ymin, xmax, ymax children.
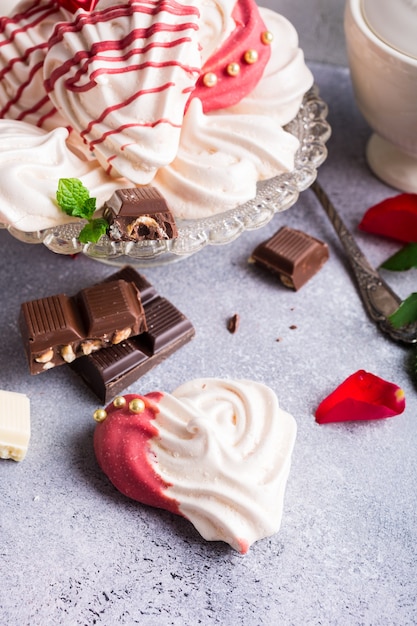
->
<box><xmin>104</xmin><ymin>187</ymin><xmax>178</xmax><ymax>242</ymax></box>
<box><xmin>70</xmin><ymin>296</ymin><xmax>195</xmax><ymax>403</ymax></box>
<box><xmin>20</xmin><ymin>279</ymin><xmax>146</xmax><ymax>375</ymax></box>
<box><xmin>251</xmin><ymin>226</ymin><xmax>329</xmax><ymax>290</ymax></box>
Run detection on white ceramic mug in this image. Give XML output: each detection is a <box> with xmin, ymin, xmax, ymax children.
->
<box><xmin>344</xmin><ymin>0</ymin><xmax>417</xmax><ymax>192</ymax></box>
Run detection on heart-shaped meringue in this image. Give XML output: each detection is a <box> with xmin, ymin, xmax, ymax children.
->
<box><xmin>43</xmin><ymin>0</ymin><xmax>202</xmax><ymax>183</ymax></box>
<box><xmin>93</xmin><ymin>378</ymin><xmax>297</xmax><ymax>553</ymax></box>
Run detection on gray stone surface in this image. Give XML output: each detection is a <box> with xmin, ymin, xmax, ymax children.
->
<box><xmin>1</xmin><ymin>63</ymin><xmax>417</xmax><ymax>625</ymax></box>
<box><xmin>264</xmin><ymin>0</ymin><xmax>347</xmax><ymax>65</ymax></box>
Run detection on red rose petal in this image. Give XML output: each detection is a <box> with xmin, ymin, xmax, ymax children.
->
<box><xmin>358</xmin><ymin>194</ymin><xmax>417</xmax><ymax>243</ymax></box>
<box><xmin>315</xmin><ymin>370</ymin><xmax>405</xmax><ymax>424</ymax></box>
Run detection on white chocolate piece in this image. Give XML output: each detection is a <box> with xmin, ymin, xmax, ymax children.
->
<box><xmin>0</xmin><ymin>390</ymin><xmax>31</xmax><ymax>461</ymax></box>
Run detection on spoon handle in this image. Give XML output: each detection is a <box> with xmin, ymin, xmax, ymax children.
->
<box><xmin>311</xmin><ymin>179</ymin><xmax>417</xmax><ymax>343</ymax></box>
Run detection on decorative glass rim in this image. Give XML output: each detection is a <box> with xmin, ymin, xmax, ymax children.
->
<box><xmin>1</xmin><ymin>86</ymin><xmax>331</xmax><ymax>267</ymax></box>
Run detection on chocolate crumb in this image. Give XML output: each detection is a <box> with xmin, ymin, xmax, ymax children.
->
<box><xmin>227</xmin><ymin>313</ymin><xmax>240</xmax><ymax>334</ymax></box>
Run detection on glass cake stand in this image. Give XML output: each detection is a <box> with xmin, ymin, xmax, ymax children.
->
<box><xmin>1</xmin><ymin>86</ymin><xmax>331</xmax><ymax>267</ymax></box>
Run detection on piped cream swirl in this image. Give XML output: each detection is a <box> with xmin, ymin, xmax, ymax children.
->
<box><xmin>44</xmin><ymin>0</ymin><xmax>202</xmax><ymax>183</ymax></box>
<box><xmin>153</xmin><ymin>378</ymin><xmax>297</xmax><ymax>553</ymax></box>
<box><xmin>151</xmin><ymin>9</ymin><xmax>313</xmax><ymax>218</ymax></box>
<box><xmin>0</xmin><ymin>119</ymin><xmax>126</xmax><ymax>230</ymax></box>
<box><xmin>0</xmin><ymin>0</ymin><xmax>314</xmax><ymax>227</ymax></box>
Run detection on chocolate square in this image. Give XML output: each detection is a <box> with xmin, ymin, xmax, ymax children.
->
<box><xmin>251</xmin><ymin>226</ymin><xmax>329</xmax><ymax>290</ymax></box>
<box><xmin>104</xmin><ymin>187</ymin><xmax>178</xmax><ymax>242</ymax></box>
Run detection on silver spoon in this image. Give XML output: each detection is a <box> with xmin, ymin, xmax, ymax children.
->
<box><xmin>311</xmin><ymin>179</ymin><xmax>417</xmax><ymax>344</ymax></box>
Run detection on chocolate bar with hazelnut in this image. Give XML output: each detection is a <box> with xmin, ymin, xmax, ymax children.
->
<box><xmin>20</xmin><ymin>279</ymin><xmax>147</xmax><ymax>375</ymax></box>
<box><xmin>104</xmin><ymin>187</ymin><xmax>178</xmax><ymax>242</ymax></box>
<box><xmin>70</xmin><ymin>296</ymin><xmax>195</xmax><ymax>404</ymax></box>
<box><xmin>251</xmin><ymin>226</ymin><xmax>329</xmax><ymax>290</ymax></box>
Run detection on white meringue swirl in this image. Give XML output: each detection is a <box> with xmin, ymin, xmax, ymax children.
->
<box><xmin>153</xmin><ymin>97</ymin><xmax>300</xmax><ymax>218</ymax></box>
<box><xmin>44</xmin><ymin>0</ymin><xmax>202</xmax><ymax>183</ymax></box>
<box><xmin>151</xmin><ymin>9</ymin><xmax>313</xmax><ymax>218</ymax></box>
<box><xmin>0</xmin><ymin>0</ymin><xmax>314</xmax><ymax>228</ymax></box>
<box><xmin>0</xmin><ymin>119</ymin><xmax>125</xmax><ymax>230</ymax></box>
<box><xmin>0</xmin><ymin>0</ymin><xmax>69</xmax><ymax>130</ymax></box>
<box><xmin>151</xmin><ymin>378</ymin><xmax>297</xmax><ymax>553</ymax></box>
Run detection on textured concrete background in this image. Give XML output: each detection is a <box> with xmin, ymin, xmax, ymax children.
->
<box><xmin>1</xmin><ymin>2</ymin><xmax>417</xmax><ymax>625</ymax></box>
<box><xmin>265</xmin><ymin>0</ymin><xmax>347</xmax><ymax>65</ymax></box>
<box><xmin>1</xmin><ymin>61</ymin><xmax>417</xmax><ymax>624</ymax></box>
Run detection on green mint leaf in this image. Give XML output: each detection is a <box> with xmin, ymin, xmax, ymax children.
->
<box><xmin>84</xmin><ymin>196</ymin><xmax>97</xmax><ymax>220</ymax></box>
<box><xmin>388</xmin><ymin>292</ymin><xmax>417</xmax><ymax>328</ymax></box>
<box><xmin>78</xmin><ymin>218</ymin><xmax>108</xmax><ymax>244</ymax></box>
<box><xmin>56</xmin><ymin>178</ymin><xmax>92</xmax><ymax>219</ymax></box>
<box><xmin>380</xmin><ymin>243</ymin><xmax>417</xmax><ymax>271</ymax></box>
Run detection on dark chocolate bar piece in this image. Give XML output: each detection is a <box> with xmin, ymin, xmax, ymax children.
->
<box><xmin>104</xmin><ymin>187</ymin><xmax>178</xmax><ymax>242</ymax></box>
<box><xmin>103</xmin><ymin>265</ymin><xmax>157</xmax><ymax>305</ymax></box>
<box><xmin>139</xmin><ymin>297</ymin><xmax>194</xmax><ymax>354</ymax></box>
<box><xmin>20</xmin><ymin>279</ymin><xmax>146</xmax><ymax>375</ymax></box>
<box><xmin>70</xmin><ymin>297</ymin><xmax>195</xmax><ymax>403</ymax></box>
<box><xmin>251</xmin><ymin>226</ymin><xmax>329</xmax><ymax>290</ymax></box>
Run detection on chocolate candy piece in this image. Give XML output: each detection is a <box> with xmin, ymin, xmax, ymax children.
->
<box><xmin>103</xmin><ymin>265</ymin><xmax>157</xmax><ymax>305</ymax></box>
<box><xmin>70</xmin><ymin>297</ymin><xmax>195</xmax><ymax>403</ymax></box>
<box><xmin>251</xmin><ymin>226</ymin><xmax>329</xmax><ymax>290</ymax></box>
<box><xmin>20</xmin><ymin>279</ymin><xmax>146</xmax><ymax>374</ymax></box>
<box><xmin>104</xmin><ymin>187</ymin><xmax>178</xmax><ymax>242</ymax></box>
<box><xmin>77</xmin><ymin>280</ymin><xmax>145</xmax><ymax>338</ymax></box>
<box><xmin>140</xmin><ymin>297</ymin><xmax>194</xmax><ymax>353</ymax></box>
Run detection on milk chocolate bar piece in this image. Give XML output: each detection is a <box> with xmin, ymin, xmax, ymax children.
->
<box><xmin>20</xmin><ymin>279</ymin><xmax>146</xmax><ymax>375</ymax></box>
<box><xmin>0</xmin><ymin>390</ymin><xmax>30</xmax><ymax>462</ymax></box>
<box><xmin>70</xmin><ymin>297</ymin><xmax>195</xmax><ymax>403</ymax></box>
<box><xmin>104</xmin><ymin>187</ymin><xmax>178</xmax><ymax>242</ymax></box>
<box><xmin>251</xmin><ymin>226</ymin><xmax>329</xmax><ymax>290</ymax></box>
<box><xmin>77</xmin><ymin>280</ymin><xmax>145</xmax><ymax>337</ymax></box>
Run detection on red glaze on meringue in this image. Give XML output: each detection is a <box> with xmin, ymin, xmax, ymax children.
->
<box><xmin>315</xmin><ymin>370</ymin><xmax>406</xmax><ymax>424</ymax></box>
<box><xmin>191</xmin><ymin>0</ymin><xmax>271</xmax><ymax>112</ymax></box>
<box><xmin>57</xmin><ymin>0</ymin><xmax>100</xmax><ymax>11</ymax></box>
<box><xmin>94</xmin><ymin>392</ymin><xmax>181</xmax><ymax>514</ymax></box>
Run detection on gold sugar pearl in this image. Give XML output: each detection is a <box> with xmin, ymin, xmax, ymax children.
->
<box><xmin>261</xmin><ymin>31</ymin><xmax>274</xmax><ymax>45</ymax></box>
<box><xmin>203</xmin><ymin>72</ymin><xmax>218</xmax><ymax>88</ymax></box>
<box><xmin>129</xmin><ymin>398</ymin><xmax>146</xmax><ymax>414</ymax></box>
<box><xmin>227</xmin><ymin>62</ymin><xmax>240</xmax><ymax>77</ymax></box>
<box><xmin>93</xmin><ymin>408</ymin><xmax>107</xmax><ymax>423</ymax></box>
<box><xmin>243</xmin><ymin>49</ymin><xmax>259</xmax><ymax>64</ymax></box>
<box><xmin>113</xmin><ymin>396</ymin><xmax>127</xmax><ymax>409</ymax></box>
